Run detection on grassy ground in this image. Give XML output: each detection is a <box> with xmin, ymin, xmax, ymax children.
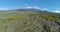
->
<box><xmin>0</xmin><ymin>11</ymin><xmax>60</xmax><ymax>32</ymax></box>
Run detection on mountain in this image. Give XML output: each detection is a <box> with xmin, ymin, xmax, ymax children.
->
<box><xmin>14</xmin><ymin>8</ymin><xmax>42</xmax><ymax>12</ymax></box>
<box><xmin>0</xmin><ymin>9</ymin><xmax>60</xmax><ymax>32</ymax></box>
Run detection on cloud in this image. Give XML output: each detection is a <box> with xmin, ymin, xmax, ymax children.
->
<box><xmin>0</xmin><ymin>7</ymin><xmax>8</xmax><ymax>10</ymax></box>
<box><xmin>34</xmin><ymin>6</ymin><xmax>40</xmax><ymax>9</ymax></box>
<box><xmin>24</xmin><ymin>6</ymin><xmax>40</xmax><ymax>9</ymax></box>
<box><xmin>52</xmin><ymin>10</ymin><xmax>60</xmax><ymax>13</ymax></box>
<box><xmin>43</xmin><ymin>8</ymin><xmax>48</xmax><ymax>10</ymax></box>
<box><xmin>25</xmin><ymin>6</ymin><xmax>33</xmax><ymax>9</ymax></box>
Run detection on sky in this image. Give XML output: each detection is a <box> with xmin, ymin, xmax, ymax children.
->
<box><xmin>0</xmin><ymin>0</ymin><xmax>60</xmax><ymax>13</ymax></box>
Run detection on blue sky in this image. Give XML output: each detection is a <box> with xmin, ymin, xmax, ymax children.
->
<box><xmin>0</xmin><ymin>0</ymin><xmax>60</xmax><ymax>13</ymax></box>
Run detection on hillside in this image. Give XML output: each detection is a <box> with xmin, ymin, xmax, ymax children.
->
<box><xmin>0</xmin><ymin>10</ymin><xmax>60</xmax><ymax>32</ymax></box>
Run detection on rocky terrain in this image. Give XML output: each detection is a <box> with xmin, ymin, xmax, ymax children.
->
<box><xmin>0</xmin><ymin>11</ymin><xmax>60</xmax><ymax>32</ymax></box>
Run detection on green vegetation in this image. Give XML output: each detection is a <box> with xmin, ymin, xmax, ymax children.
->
<box><xmin>0</xmin><ymin>11</ymin><xmax>60</xmax><ymax>32</ymax></box>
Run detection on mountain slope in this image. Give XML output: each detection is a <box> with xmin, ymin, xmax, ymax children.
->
<box><xmin>0</xmin><ymin>11</ymin><xmax>60</xmax><ymax>32</ymax></box>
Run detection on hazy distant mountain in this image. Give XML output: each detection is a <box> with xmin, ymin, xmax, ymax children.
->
<box><xmin>14</xmin><ymin>8</ymin><xmax>42</xmax><ymax>12</ymax></box>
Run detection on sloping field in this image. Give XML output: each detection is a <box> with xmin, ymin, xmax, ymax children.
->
<box><xmin>0</xmin><ymin>11</ymin><xmax>60</xmax><ymax>32</ymax></box>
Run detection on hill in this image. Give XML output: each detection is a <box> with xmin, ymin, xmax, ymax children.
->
<box><xmin>0</xmin><ymin>9</ymin><xmax>60</xmax><ymax>32</ymax></box>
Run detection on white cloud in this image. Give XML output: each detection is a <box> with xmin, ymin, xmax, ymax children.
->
<box><xmin>0</xmin><ymin>7</ymin><xmax>8</xmax><ymax>10</ymax></box>
<box><xmin>34</xmin><ymin>6</ymin><xmax>40</xmax><ymax>9</ymax></box>
<box><xmin>52</xmin><ymin>10</ymin><xmax>60</xmax><ymax>13</ymax></box>
<box><xmin>25</xmin><ymin>6</ymin><xmax>33</xmax><ymax>9</ymax></box>
<box><xmin>43</xmin><ymin>8</ymin><xmax>48</xmax><ymax>10</ymax></box>
<box><xmin>24</xmin><ymin>6</ymin><xmax>40</xmax><ymax>9</ymax></box>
